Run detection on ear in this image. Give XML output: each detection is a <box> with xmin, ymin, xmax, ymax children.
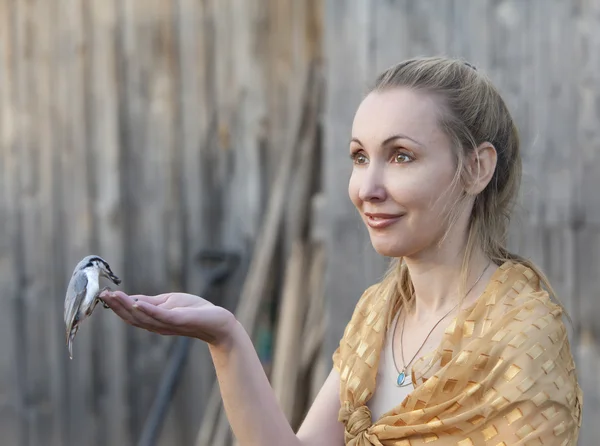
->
<box><xmin>465</xmin><ymin>142</ymin><xmax>497</xmax><ymax>195</ymax></box>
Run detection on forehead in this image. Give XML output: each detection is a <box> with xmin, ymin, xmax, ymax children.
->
<box><xmin>351</xmin><ymin>88</ymin><xmax>446</xmax><ymax>147</ymax></box>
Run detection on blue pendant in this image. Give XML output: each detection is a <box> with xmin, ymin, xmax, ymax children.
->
<box><xmin>397</xmin><ymin>372</ymin><xmax>406</xmax><ymax>386</ymax></box>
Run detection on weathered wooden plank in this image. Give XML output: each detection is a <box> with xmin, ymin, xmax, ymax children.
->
<box><xmin>449</xmin><ymin>1</ymin><xmax>491</xmax><ymax>66</ymax></box>
<box><xmin>304</xmin><ymin>242</ymin><xmax>327</xmax><ymax>404</ymax></box>
<box><xmin>271</xmin><ymin>241</ymin><xmax>308</xmax><ymax>421</ymax></box>
<box><xmin>489</xmin><ymin>0</ymin><xmax>540</xmax><ymax>232</ymax></box>
<box><xmin>535</xmin><ymin>0</ymin><xmax>575</xmax><ymax>227</ymax></box>
<box><xmin>575</xmin><ymin>228</ymin><xmax>600</xmax><ymax>335</ymax></box>
<box><xmin>272</xmin><ymin>78</ymin><xmax>320</xmax><ymax>417</ymax></box>
<box><xmin>574</xmin><ymin>0</ymin><xmax>600</xmax><ymax>228</ymax></box>
<box><xmin>228</xmin><ymin>0</ymin><xmax>268</xmax><ymax>246</ymax></box>
<box><xmin>32</xmin><ymin>0</ymin><xmax>67</xmax><ymax>444</ymax></box>
<box><xmin>574</xmin><ymin>228</ymin><xmax>600</xmax><ymax>446</ymax></box>
<box><xmin>488</xmin><ymin>1</ymin><xmax>528</xmax><ymax>267</ymax></box>
<box><xmin>47</xmin><ymin>1</ymin><xmax>71</xmax><ymax>443</ymax></box>
<box><xmin>577</xmin><ymin>328</ymin><xmax>600</xmax><ymax>445</ymax></box>
<box><xmin>210</xmin><ymin>0</ymin><xmax>236</xmax><ymax>229</ymax></box>
<box><xmin>86</xmin><ymin>0</ymin><xmax>131</xmax><ymax>444</ymax></box>
<box><xmin>144</xmin><ymin>1</ymin><xmax>187</xmax><ymax>444</ymax></box>
<box><xmin>0</xmin><ymin>0</ymin><xmax>22</xmax><ymax>443</ymax></box>
<box><xmin>572</xmin><ymin>4</ymin><xmax>600</xmax><ymax>442</ymax></box>
<box><xmin>115</xmin><ymin>0</ymin><xmax>146</xmax><ymax>440</ymax></box>
<box><xmin>54</xmin><ymin>0</ymin><xmax>97</xmax><ymax>444</ymax></box>
<box><xmin>372</xmin><ymin>0</ymin><xmax>410</xmax><ymax>73</ymax></box>
<box><xmin>269</xmin><ymin>0</ymin><xmax>321</xmax><ymax>188</ymax></box>
<box><xmin>11</xmin><ymin>2</ymin><xmax>31</xmax><ymax>445</ymax></box>
<box><xmin>169</xmin><ymin>0</ymin><xmax>216</xmax><ymax>444</ymax></box>
<box><xmin>118</xmin><ymin>0</ymin><xmax>178</xmax><ymax>440</ymax></box>
<box><xmin>541</xmin><ymin>226</ymin><xmax>578</xmax><ymax>342</ymax></box>
<box><xmin>266</xmin><ymin>0</ymin><xmax>294</xmax><ymax>181</ymax></box>
<box><xmin>14</xmin><ymin>0</ymin><xmax>63</xmax><ymax>444</ymax></box>
<box><xmin>322</xmin><ymin>0</ymin><xmax>388</xmax><ymax>371</ymax></box>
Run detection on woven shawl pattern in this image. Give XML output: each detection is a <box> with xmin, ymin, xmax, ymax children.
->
<box><xmin>332</xmin><ymin>261</ymin><xmax>583</xmax><ymax>445</ymax></box>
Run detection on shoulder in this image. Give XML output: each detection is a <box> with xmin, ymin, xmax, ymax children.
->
<box><xmin>483</xmin><ymin>261</ymin><xmax>567</xmax><ymax>342</ymax></box>
<box><xmin>332</xmin><ymin>282</ymin><xmax>387</xmax><ymax>371</ymax></box>
<box><xmin>341</xmin><ymin>282</ymin><xmax>388</xmax><ymax>335</ymax></box>
<box><xmin>475</xmin><ymin>261</ymin><xmax>568</xmax><ymax>354</ymax></box>
<box><xmin>473</xmin><ymin>262</ymin><xmax>581</xmax><ymax>411</ymax></box>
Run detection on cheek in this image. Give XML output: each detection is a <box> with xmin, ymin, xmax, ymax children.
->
<box><xmin>387</xmin><ymin>165</ymin><xmax>458</xmax><ymax>214</ymax></box>
<box><xmin>386</xmin><ymin>171</ymin><xmax>438</xmax><ymax>209</ymax></box>
<box><xmin>347</xmin><ymin>170</ymin><xmax>362</xmax><ymax>207</ymax></box>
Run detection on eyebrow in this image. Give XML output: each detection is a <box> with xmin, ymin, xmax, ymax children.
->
<box><xmin>350</xmin><ymin>134</ymin><xmax>424</xmax><ymax>147</ymax></box>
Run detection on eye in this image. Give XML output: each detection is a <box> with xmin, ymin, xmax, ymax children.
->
<box><xmin>350</xmin><ymin>151</ymin><xmax>369</xmax><ymax>165</ymax></box>
<box><xmin>392</xmin><ymin>150</ymin><xmax>414</xmax><ymax>164</ymax></box>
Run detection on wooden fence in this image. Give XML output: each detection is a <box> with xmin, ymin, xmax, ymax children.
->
<box><xmin>1</xmin><ymin>0</ymin><xmax>599</xmax><ymax>445</ymax></box>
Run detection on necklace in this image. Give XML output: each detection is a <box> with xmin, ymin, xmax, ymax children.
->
<box><xmin>392</xmin><ymin>261</ymin><xmax>492</xmax><ymax>387</ymax></box>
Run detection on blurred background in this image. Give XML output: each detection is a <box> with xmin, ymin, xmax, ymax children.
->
<box><xmin>0</xmin><ymin>0</ymin><xmax>598</xmax><ymax>445</ymax></box>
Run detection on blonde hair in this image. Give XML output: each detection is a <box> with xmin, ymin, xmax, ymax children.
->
<box><xmin>367</xmin><ymin>56</ymin><xmax>568</xmax><ymax>330</ymax></box>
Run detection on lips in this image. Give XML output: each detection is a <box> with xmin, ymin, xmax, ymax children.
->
<box><xmin>364</xmin><ymin>212</ymin><xmax>404</xmax><ymax>229</ymax></box>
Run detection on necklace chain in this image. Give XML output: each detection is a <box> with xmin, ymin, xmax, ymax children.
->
<box><xmin>392</xmin><ymin>261</ymin><xmax>492</xmax><ymax>387</ymax></box>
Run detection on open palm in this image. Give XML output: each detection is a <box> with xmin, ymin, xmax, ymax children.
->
<box><xmin>100</xmin><ymin>290</ymin><xmax>237</xmax><ymax>345</ymax></box>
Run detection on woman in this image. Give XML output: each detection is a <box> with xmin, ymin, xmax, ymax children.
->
<box><xmin>101</xmin><ymin>57</ymin><xmax>583</xmax><ymax>445</ymax></box>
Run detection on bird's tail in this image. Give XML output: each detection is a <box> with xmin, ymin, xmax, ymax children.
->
<box><xmin>67</xmin><ymin>328</ymin><xmax>77</xmax><ymax>360</ymax></box>
<box><xmin>67</xmin><ymin>335</ymin><xmax>74</xmax><ymax>360</ymax></box>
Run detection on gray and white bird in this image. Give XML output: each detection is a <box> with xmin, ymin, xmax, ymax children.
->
<box><xmin>64</xmin><ymin>255</ymin><xmax>121</xmax><ymax>359</ymax></box>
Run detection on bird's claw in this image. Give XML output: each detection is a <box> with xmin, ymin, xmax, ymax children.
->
<box><xmin>98</xmin><ymin>286</ymin><xmax>113</xmax><ymax>309</ymax></box>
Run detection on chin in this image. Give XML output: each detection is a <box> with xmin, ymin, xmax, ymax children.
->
<box><xmin>368</xmin><ymin>229</ymin><xmax>430</xmax><ymax>258</ymax></box>
<box><xmin>370</xmin><ymin>238</ymin><xmax>411</xmax><ymax>258</ymax></box>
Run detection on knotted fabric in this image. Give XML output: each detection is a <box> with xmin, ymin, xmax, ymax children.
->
<box><xmin>332</xmin><ymin>261</ymin><xmax>583</xmax><ymax>445</ymax></box>
<box><xmin>338</xmin><ymin>402</ymin><xmax>383</xmax><ymax>446</ymax></box>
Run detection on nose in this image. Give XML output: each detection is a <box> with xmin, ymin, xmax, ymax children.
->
<box><xmin>358</xmin><ymin>164</ymin><xmax>387</xmax><ymax>202</ymax></box>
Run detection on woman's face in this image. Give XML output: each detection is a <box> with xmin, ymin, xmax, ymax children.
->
<box><xmin>348</xmin><ymin>88</ymin><xmax>464</xmax><ymax>258</ymax></box>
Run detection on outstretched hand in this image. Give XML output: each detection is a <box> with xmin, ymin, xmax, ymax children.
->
<box><xmin>99</xmin><ymin>290</ymin><xmax>237</xmax><ymax>346</ymax></box>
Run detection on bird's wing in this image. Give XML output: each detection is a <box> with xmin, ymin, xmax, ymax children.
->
<box><xmin>64</xmin><ymin>271</ymin><xmax>88</xmax><ymax>333</ymax></box>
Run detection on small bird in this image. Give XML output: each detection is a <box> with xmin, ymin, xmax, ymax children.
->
<box><xmin>64</xmin><ymin>255</ymin><xmax>121</xmax><ymax>359</ymax></box>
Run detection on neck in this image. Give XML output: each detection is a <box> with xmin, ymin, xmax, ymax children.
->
<box><xmin>403</xmin><ymin>238</ymin><xmax>492</xmax><ymax>320</ymax></box>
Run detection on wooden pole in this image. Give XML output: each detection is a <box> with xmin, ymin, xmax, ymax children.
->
<box><xmin>270</xmin><ymin>240</ymin><xmax>308</xmax><ymax>420</ymax></box>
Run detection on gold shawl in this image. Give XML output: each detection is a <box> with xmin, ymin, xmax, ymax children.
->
<box><xmin>332</xmin><ymin>261</ymin><xmax>583</xmax><ymax>445</ymax></box>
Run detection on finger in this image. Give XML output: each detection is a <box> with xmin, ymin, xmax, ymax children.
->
<box><xmin>101</xmin><ymin>295</ymin><xmax>139</xmax><ymax>326</ymax></box>
<box><xmin>132</xmin><ymin>302</ymin><xmax>203</xmax><ymax>335</ymax></box>
<box><xmin>98</xmin><ymin>290</ymin><xmax>170</xmax><ymax>307</ymax></box>
<box><xmin>138</xmin><ymin>304</ymin><xmax>216</xmax><ymax>336</ymax></box>
<box><xmin>98</xmin><ymin>289</ymin><xmax>114</xmax><ymax>300</ymax></box>
<box><xmin>134</xmin><ymin>303</ymin><xmax>208</xmax><ymax>338</ymax></box>
<box><xmin>129</xmin><ymin>302</ymin><xmax>173</xmax><ymax>331</ymax></box>
<box><xmin>128</xmin><ymin>293</ymin><xmax>172</xmax><ymax>306</ymax></box>
<box><xmin>132</xmin><ymin>300</ymin><xmax>191</xmax><ymax>325</ymax></box>
<box><xmin>101</xmin><ymin>292</ymin><xmax>161</xmax><ymax>329</ymax></box>
<box><xmin>131</xmin><ymin>300</ymin><xmax>174</xmax><ymax>323</ymax></box>
<box><xmin>100</xmin><ymin>289</ymin><xmax>128</xmax><ymax>300</ymax></box>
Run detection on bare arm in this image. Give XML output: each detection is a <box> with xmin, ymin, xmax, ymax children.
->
<box><xmin>209</xmin><ymin>319</ymin><xmax>345</xmax><ymax>446</ymax></box>
<box><xmin>296</xmin><ymin>367</ymin><xmax>345</xmax><ymax>446</ymax></box>
<box><xmin>208</xmin><ymin>319</ymin><xmax>299</xmax><ymax>446</ymax></box>
<box><xmin>99</xmin><ymin>291</ymin><xmax>344</xmax><ymax>446</ymax></box>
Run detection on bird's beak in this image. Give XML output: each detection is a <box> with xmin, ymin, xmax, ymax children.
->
<box><xmin>108</xmin><ymin>272</ymin><xmax>121</xmax><ymax>284</ymax></box>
